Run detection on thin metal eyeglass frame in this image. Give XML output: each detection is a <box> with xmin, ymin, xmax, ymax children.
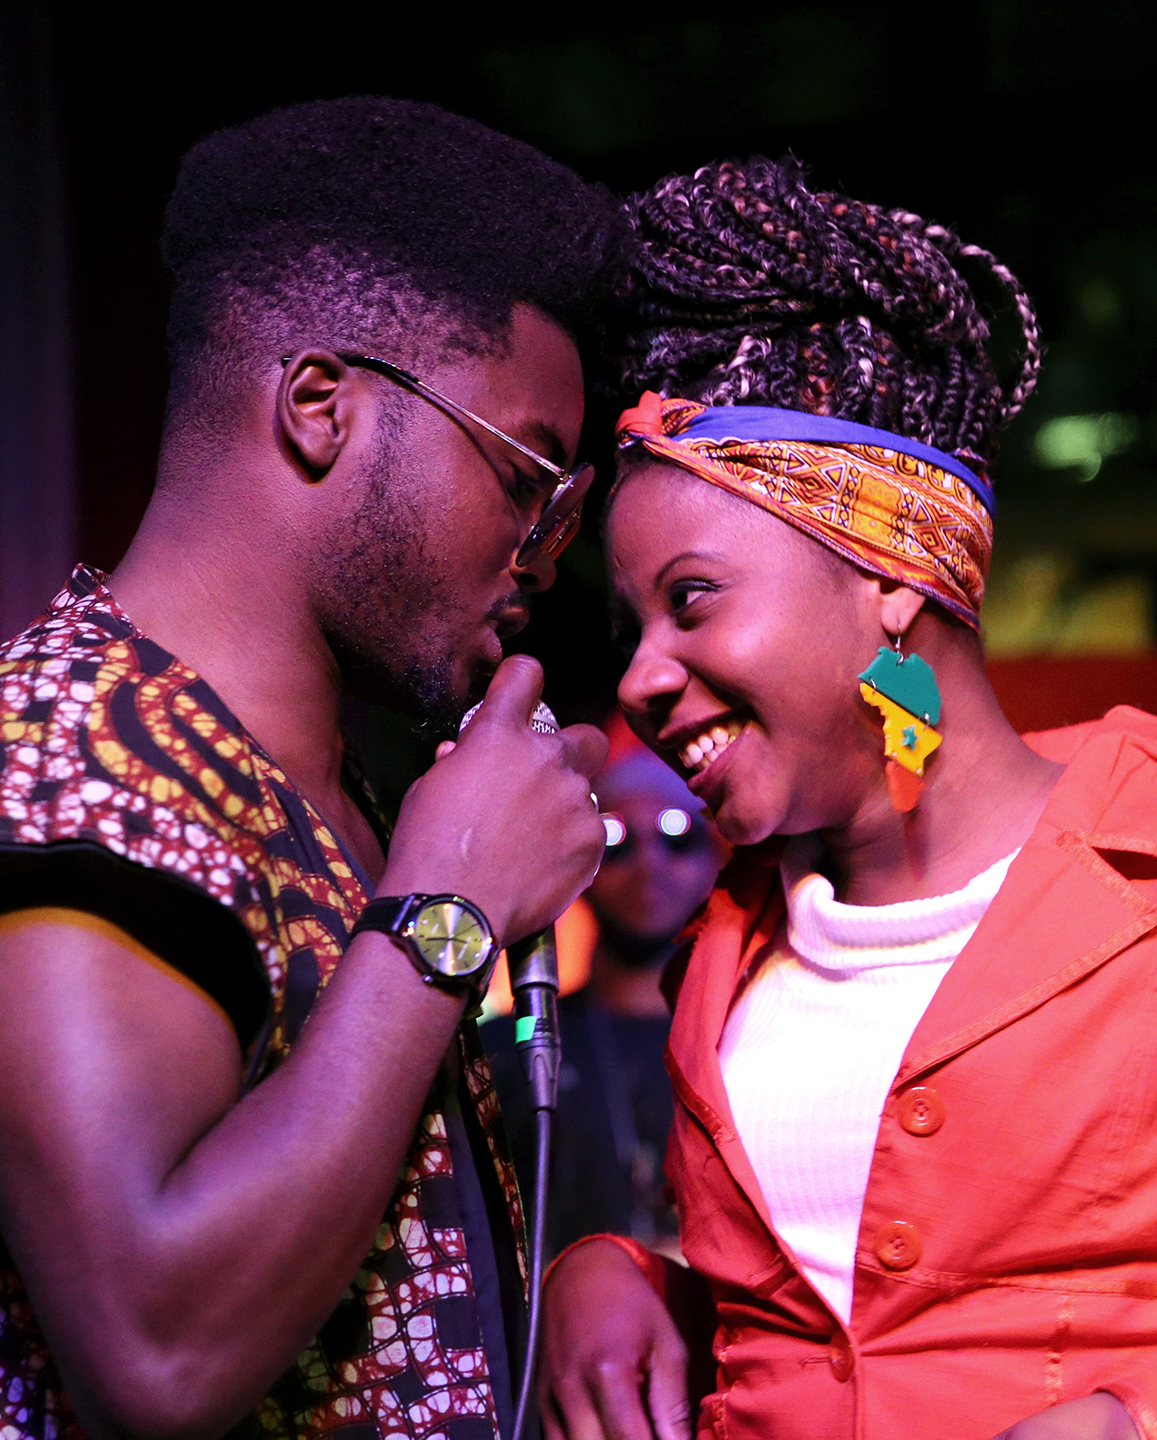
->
<box><xmin>338</xmin><ymin>351</ymin><xmax>594</xmax><ymax>567</ymax></box>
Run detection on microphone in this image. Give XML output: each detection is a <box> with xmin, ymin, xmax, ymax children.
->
<box><xmin>459</xmin><ymin>698</ymin><xmax>563</xmax><ymax>1440</ymax></box>
<box><xmin>458</xmin><ymin>701</ymin><xmax>561</xmax><ymax>1113</ymax></box>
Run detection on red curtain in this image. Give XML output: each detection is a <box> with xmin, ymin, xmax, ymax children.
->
<box><xmin>987</xmin><ymin>656</ymin><xmax>1157</xmax><ymax>734</ymax></box>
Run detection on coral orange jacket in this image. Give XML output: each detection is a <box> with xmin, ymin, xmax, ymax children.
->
<box><xmin>652</xmin><ymin>707</ymin><xmax>1157</xmax><ymax>1440</ymax></box>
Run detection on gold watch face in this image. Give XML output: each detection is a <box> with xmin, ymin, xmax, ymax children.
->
<box><xmin>411</xmin><ymin>899</ymin><xmax>491</xmax><ymax>978</ymax></box>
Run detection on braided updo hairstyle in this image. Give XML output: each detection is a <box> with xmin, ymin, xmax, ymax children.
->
<box><xmin>614</xmin><ymin>157</ymin><xmax>1041</xmax><ymax>461</ymax></box>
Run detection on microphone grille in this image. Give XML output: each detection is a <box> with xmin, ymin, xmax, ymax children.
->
<box><xmin>530</xmin><ymin>702</ymin><xmax>560</xmax><ymax>734</ymax></box>
<box><xmin>459</xmin><ymin>700</ymin><xmax>559</xmax><ymax>736</ymax></box>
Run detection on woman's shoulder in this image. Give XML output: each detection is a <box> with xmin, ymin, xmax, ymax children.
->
<box><xmin>1022</xmin><ymin>704</ymin><xmax>1157</xmax><ymax>765</ymax></box>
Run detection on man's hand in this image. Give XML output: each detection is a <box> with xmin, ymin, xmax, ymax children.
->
<box><xmin>383</xmin><ymin>655</ymin><xmax>607</xmax><ymax>948</ymax></box>
<box><xmin>539</xmin><ymin>1239</ymin><xmax>691</xmax><ymax>1440</ymax></box>
<box><xmin>992</xmin><ymin>1393</ymin><xmax>1140</xmax><ymax>1439</ymax></box>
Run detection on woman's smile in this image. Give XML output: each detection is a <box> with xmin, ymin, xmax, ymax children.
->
<box><xmin>609</xmin><ymin>460</ymin><xmax>881</xmax><ymax>845</ymax></box>
<box><xmin>683</xmin><ymin>718</ymin><xmax>753</xmax><ymax>810</ymax></box>
<box><xmin>674</xmin><ymin>714</ymin><xmax>748</xmax><ymax>775</ymax></box>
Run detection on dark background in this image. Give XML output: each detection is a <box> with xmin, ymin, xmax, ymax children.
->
<box><xmin>5</xmin><ymin>0</ymin><xmax>1157</xmax><ymax>801</ymax></box>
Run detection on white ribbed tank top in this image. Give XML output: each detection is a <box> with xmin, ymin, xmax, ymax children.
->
<box><xmin>717</xmin><ymin>848</ymin><xmax>1017</xmax><ymax>1323</ymax></box>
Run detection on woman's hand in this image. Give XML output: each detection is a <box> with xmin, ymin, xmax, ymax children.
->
<box><xmin>992</xmin><ymin>1393</ymin><xmax>1140</xmax><ymax>1439</ymax></box>
<box><xmin>539</xmin><ymin>1239</ymin><xmax>691</xmax><ymax>1440</ymax></box>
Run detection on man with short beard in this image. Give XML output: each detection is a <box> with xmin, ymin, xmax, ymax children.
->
<box><xmin>0</xmin><ymin>97</ymin><xmax>617</xmax><ymax>1440</ymax></box>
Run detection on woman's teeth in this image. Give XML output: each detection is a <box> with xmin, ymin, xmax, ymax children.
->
<box><xmin>679</xmin><ymin>719</ymin><xmax>746</xmax><ymax>775</ymax></box>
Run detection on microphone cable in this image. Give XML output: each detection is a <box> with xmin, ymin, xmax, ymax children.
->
<box><xmin>458</xmin><ymin>701</ymin><xmax>564</xmax><ymax>1440</ymax></box>
<box><xmin>506</xmin><ymin>928</ymin><xmax>561</xmax><ymax>1440</ymax></box>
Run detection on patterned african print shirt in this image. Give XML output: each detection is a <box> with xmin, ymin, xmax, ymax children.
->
<box><xmin>0</xmin><ymin>565</ymin><xmax>525</xmax><ymax>1440</ymax></box>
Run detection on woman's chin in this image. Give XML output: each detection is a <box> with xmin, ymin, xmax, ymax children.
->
<box><xmin>711</xmin><ymin>794</ymin><xmax>782</xmax><ymax>849</ymax></box>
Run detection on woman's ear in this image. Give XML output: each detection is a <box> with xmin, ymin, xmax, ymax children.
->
<box><xmin>877</xmin><ymin>582</ymin><xmax>927</xmax><ymax>641</ymax></box>
<box><xmin>275</xmin><ymin>350</ymin><xmax>358</xmax><ymax>478</ymax></box>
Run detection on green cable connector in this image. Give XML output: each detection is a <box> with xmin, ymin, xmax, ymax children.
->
<box><xmin>515</xmin><ymin>1015</ymin><xmax>538</xmax><ymax>1044</ymax></box>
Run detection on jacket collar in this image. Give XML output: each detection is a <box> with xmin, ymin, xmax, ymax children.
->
<box><xmin>666</xmin><ymin>707</ymin><xmax>1157</xmax><ymax>1222</ymax></box>
<box><xmin>897</xmin><ymin>706</ymin><xmax>1157</xmax><ymax>1085</ymax></box>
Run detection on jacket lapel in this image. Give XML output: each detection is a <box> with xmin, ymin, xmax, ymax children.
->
<box><xmin>666</xmin><ymin>845</ymin><xmax>784</xmax><ymax>1233</ymax></box>
<box><xmin>896</xmin><ymin>712</ymin><xmax>1157</xmax><ymax>1088</ymax></box>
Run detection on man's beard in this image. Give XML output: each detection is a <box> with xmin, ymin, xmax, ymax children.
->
<box><xmin>376</xmin><ymin>653</ymin><xmax>462</xmax><ymax>737</ymax></box>
<box><xmin>312</xmin><ymin>436</ymin><xmax>471</xmax><ymax>738</ymax></box>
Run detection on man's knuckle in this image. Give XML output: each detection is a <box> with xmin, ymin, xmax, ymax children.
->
<box><xmin>591</xmin><ymin>1353</ymin><xmax>631</xmax><ymax>1385</ymax></box>
<box><xmin>554</xmin><ymin>1373</ymin><xmax>587</xmax><ymax>1402</ymax></box>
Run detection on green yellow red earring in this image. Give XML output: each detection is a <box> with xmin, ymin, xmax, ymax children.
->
<box><xmin>858</xmin><ymin>636</ymin><xmax>942</xmax><ymax>813</ymax></box>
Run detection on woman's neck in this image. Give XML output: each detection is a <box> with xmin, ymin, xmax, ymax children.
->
<box><xmin>819</xmin><ymin>643</ymin><xmax>1063</xmax><ymax>908</ymax></box>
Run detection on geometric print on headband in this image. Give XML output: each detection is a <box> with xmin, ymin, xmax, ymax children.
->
<box><xmin>618</xmin><ymin>397</ymin><xmax>993</xmax><ymax>629</ymax></box>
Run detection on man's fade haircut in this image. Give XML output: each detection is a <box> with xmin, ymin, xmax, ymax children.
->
<box><xmin>161</xmin><ymin>96</ymin><xmax>625</xmax><ymax>433</ymax></box>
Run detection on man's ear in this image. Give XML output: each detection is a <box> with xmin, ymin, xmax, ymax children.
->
<box><xmin>276</xmin><ymin>350</ymin><xmax>359</xmax><ymax>478</ymax></box>
<box><xmin>877</xmin><ymin>580</ymin><xmax>927</xmax><ymax>640</ymax></box>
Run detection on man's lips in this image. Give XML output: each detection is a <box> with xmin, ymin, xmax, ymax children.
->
<box><xmin>481</xmin><ymin>627</ymin><xmax>504</xmax><ymax>670</ymax></box>
<box><xmin>472</xmin><ymin>600</ymin><xmax>530</xmax><ymax>674</ymax></box>
<box><xmin>491</xmin><ymin>601</ymin><xmax>530</xmax><ymax>642</ymax></box>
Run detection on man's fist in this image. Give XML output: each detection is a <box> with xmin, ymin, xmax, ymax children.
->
<box><xmin>380</xmin><ymin>656</ymin><xmax>607</xmax><ymax>950</ymax></box>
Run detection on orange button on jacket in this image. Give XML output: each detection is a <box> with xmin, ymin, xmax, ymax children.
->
<box><xmin>647</xmin><ymin>708</ymin><xmax>1157</xmax><ymax>1440</ymax></box>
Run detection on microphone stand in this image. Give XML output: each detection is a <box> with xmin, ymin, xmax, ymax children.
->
<box><xmin>506</xmin><ymin>927</ymin><xmax>561</xmax><ymax>1440</ymax></box>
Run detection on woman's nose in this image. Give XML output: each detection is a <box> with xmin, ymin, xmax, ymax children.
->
<box><xmin>618</xmin><ymin>639</ymin><xmax>688</xmax><ymax>724</ymax></box>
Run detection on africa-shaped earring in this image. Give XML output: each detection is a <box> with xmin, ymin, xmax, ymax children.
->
<box><xmin>858</xmin><ymin>633</ymin><xmax>942</xmax><ymax>813</ymax></box>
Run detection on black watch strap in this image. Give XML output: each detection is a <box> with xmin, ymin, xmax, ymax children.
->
<box><xmin>351</xmin><ymin>895</ymin><xmax>419</xmax><ymax>940</ymax></box>
<box><xmin>351</xmin><ymin>894</ymin><xmax>498</xmax><ymax>1006</ymax></box>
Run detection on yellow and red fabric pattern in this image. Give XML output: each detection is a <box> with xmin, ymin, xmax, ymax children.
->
<box><xmin>0</xmin><ymin>566</ymin><xmax>524</xmax><ymax>1440</ymax></box>
<box><xmin>615</xmin><ymin>392</ymin><xmax>994</xmax><ymax>630</ymax></box>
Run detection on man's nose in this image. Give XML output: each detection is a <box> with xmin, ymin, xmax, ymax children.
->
<box><xmin>510</xmin><ymin>548</ymin><xmax>557</xmax><ymax>593</ymax></box>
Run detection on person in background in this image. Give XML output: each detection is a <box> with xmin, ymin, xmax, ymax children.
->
<box><xmin>485</xmin><ymin>713</ymin><xmax>725</xmax><ymax>1256</ymax></box>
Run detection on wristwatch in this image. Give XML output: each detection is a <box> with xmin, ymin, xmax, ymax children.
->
<box><xmin>351</xmin><ymin>894</ymin><xmax>497</xmax><ymax>999</ymax></box>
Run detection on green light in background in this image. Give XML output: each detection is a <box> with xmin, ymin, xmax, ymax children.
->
<box><xmin>1033</xmin><ymin>412</ymin><xmax>1138</xmax><ymax>482</ymax></box>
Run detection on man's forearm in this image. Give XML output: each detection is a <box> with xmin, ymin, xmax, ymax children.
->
<box><xmin>1</xmin><ymin>922</ymin><xmax>466</xmax><ymax>1440</ymax></box>
<box><xmin>2</xmin><ymin>661</ymin><xmax>607</xmax><ymax>1440</ymax></box>
<box><xmin>149</xmin><ymin>932</ymin><xmax>466</xmax><ymax>1365</ymax></box>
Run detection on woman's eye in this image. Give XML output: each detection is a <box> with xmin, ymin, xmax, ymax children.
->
<box><xmin>670</xmin><ymin>580</ymin><xmax>715</xmax><ymax>616</ymax></box>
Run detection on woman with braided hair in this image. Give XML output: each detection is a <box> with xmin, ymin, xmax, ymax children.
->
<box><xmin>540</xmin><ymin>159</ymin><xmax>1152</xmax><ymax>1440</ymax></box>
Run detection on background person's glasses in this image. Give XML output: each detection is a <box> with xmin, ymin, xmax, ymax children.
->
<box><xmin>598</xmin><ymin>807</ymin><xmax>706</xmax><ymax>856</ymax></box>
<box><xmin>339</xmin><ymin>352</ymin><xmax>595</xmax><ymax>569</ymax></box>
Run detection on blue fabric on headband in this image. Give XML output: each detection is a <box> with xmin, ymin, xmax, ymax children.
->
<box><xmin>679</xmin><ymin>405</ymin><xmax>995</xmax><ymax>515</ymax></box>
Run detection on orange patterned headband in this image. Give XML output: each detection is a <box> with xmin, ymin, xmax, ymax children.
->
<box><xmin>615</xmin><ymin>392</ymin><xmax>993</xmax><ymax>630</ymax></box>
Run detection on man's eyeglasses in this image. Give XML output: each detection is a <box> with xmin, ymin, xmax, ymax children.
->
<box><xmin>338</xmin><ymin>352</ymin><xmax>594</xmax><ymax>570</ymax></box>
